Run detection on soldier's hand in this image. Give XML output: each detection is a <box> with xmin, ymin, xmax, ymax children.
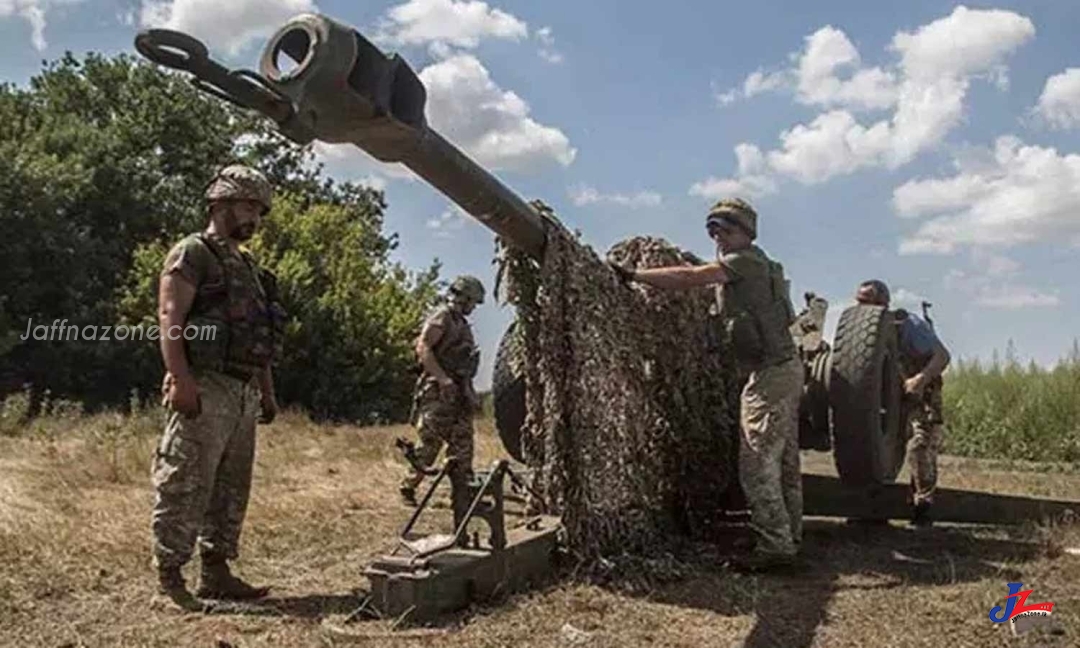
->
<box><xmin>437</xmin><ymin>376</ymin><xmax>456</xmax><ymax>400</ymax></box>
<box><xmin>165</xmin><ymin>372</ymin><xmax>201</xmax><ymax>417</ymax></box>
<box><xmin>259</xmin><ymin>393</ymin><xmax>278</xmax><ymax>424</ymax></box>
<box><xmin>904</xmin><ymin>374</ymin><xmax>927</xmax><ymax>396</ymax></box>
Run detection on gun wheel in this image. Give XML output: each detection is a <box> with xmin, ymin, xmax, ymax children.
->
<box><xmin>828</xmin><ymin>304</ymin><xmax>906</xmax><ymax>485</ymax></box>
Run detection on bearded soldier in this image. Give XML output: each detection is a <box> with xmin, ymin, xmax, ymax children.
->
<box><xmin>854</xmin><ymin>280</ymin><xmax>951</xmax><ymax>528</ymax></box>
<box><xmin>611</xmin><ymin>198</ymin><xmax>803</xmax><ymax>571</ymax></box>
<box><xmin>153</xmin><ymin>165</ymin><xmax>287</xmax><ymax>609</ymax></box>
<box><xmin>399</xmin><ymin>276</ymin><xmax>485</xmax><ymax>534</ymax></box>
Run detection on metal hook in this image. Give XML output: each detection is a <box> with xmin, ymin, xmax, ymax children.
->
<box><xmin>134</xmin><ymin>29</ymin><xmax>208</xmax><ymax>73</ymax></box>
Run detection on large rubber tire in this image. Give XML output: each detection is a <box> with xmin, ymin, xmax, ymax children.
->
<box><xmin>492</xmin><ymin>320</ymin><xmax>527</xmax><ymax>463</ymax></box>
<box><xmin>828</xmin><ymin>304</ymin><xmax>905</xmax><ymax>485</ymax></box>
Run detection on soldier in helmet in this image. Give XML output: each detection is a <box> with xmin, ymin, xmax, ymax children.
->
<box><xmin>611</xmin><ymin>198</ymin><xmax>804</xmax><ymax>571</ymax></box>
<box><xmin>152</xmin><ymin>164</ymin><xmax>288</xmax><ymax>610</ymax></box>
<box><xmin>854</xmin><ymin>279</ymin><xmax>951</xmax><ymax>528</ymax></box>
<box><xmin>399</xmin><ymin>275</ymin><xmax>485</xmax><ymax>533</ymax></box>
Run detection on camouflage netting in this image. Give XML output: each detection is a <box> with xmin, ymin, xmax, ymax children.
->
<box><xmin>496</xmin><ymin>201</ymin><xmax>740</xmax><ymax>561</ymax></box>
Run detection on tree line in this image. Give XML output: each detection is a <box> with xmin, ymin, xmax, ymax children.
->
<box><xmin>0</xmin><ymin>52</ymin><xmax>443</xmax><ymax>423</ymax></box>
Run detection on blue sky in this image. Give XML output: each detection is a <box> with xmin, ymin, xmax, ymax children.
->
<box><xmin>3</xmin><ymin>0</ymin><xmax>1080</xmax><ymax>389</ymax></box>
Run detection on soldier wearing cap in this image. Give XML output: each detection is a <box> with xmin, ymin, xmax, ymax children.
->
<box><xmin>854</xmin><ymin>279</ymin><xmax>951</xmax><ymax>528</ymax></box>
<box><xmin>611</xmin><ymin>198</ymin><xmax>803</xmax><ymax>571</ymax></box>
<box><xmin>399</xmin><ymin>275</ymin><xmax>485</xmax><ymax>537</ymax></box>
<box><xmin>152</xmin><ymin>164</ymin><xmax>288</xmax><ymax>609</ymax></box>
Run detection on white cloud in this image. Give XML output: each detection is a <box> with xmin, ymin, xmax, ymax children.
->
<box><xmin>795</xmin><ymin>26</ymin><xmax>898</xmax><ymax>111</ymax></box>
<box><xmin>892</xmin><ymin>288</ymin><xmax>928</xmax><ymax>306</ymax></box>
<box><xmin>376</xmin><ymin>0</ymin><xmax>527</xmax><ymax>49</ymax></box>
<box><xmin>715</xmin><ymin>68</ymin><xmax>792</xmax><ymax>105</ymax></box>
<box><xmin>139</xmin><ymin>0</ymin><xmax>317</xmax><ymax>56</ymax></box>
<box><xmin>569</xmin><ymin>184</ymin><xmax>661</xmax><ymax>208</ymax></box>
<box><xmin>1034</xmin><ymin>68</ymin><xmax>1080</xmax><ymax>130</ymax></box>
<box><xmin>700</xmin><ymin>6</ymin><xmax>1035</xmax><ymax>195</ymax></box>
<box><xmin>355</xmin><ymin>174</ymin><xmax>389</xmax><ymax>192</ymax></box>
<box><xmin>944</xmin><ymin>267</ymin><xmax>1059</xmax><ymax>310</ymax></box>
<box><xmin>689</xmin><ymin>143</ymin><xmax>778</xmax><ymax>199</ymax></box>
<box><xmin>895</xmin><ymin>136</ymin><xmax>1080</xmax><ymax>254</ymax></box>
<box><xmin>535</xmin><ymin>26</ymin><xmax>563</xmax><ymax>64</ymax></box>
<box><xmin>0</xmin><ymin>0</ymin><xmax>80</xmax><ymax>50</ymax></box>
<box><xmin>311</xmin><ymin>142</ymin><xmax>418</xmax><ymax>191</ymax></box>
<box><xmin>426</xmin><ymin>206</ymin><xmax>472</xmax><ymax>238</ymax></box>
<box><xmin>418</xmin><ymin>53</ymin><xmax>576</xmax><ymax>171</ymax></box>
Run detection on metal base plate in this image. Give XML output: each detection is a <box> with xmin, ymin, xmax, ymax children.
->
<box><xmin>363</xmin><ymin>515</ymin><xmax>562</xmax><ymax>622</ymax></box>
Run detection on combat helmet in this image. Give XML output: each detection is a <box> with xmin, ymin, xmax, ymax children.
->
<box><xmin>205</xmin><ymin>164</ymin><xmax>273</xmax><ymax>215</ymax></box>
<box><xmin>450</xmin><ymin>275</ymin><xmax>485</xmax><ymax>304</ymax></box>
<box><xmin>706</xmin><ymin>197</ymin><xmax>757</xmax><ymax>240</ymax></box>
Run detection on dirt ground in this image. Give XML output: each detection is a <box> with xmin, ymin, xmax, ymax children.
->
<box><xmin>1</xmin><ymin>412</ymin><xmax>1078</xmax><ymax>647</ymax></box>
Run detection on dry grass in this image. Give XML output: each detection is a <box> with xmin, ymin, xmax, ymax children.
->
<box><xmin>1</xmin><ymin>411</ymin><xmax>1079</xmax><ymax>647</ymax></box>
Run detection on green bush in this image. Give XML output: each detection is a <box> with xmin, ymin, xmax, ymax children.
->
<box><xmin>943</xmin><ymin>341</ymin><xmax>1080</xmax><ymax>463</ymax></box>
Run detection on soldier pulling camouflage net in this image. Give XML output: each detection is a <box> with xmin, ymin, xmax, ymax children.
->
<box><xmin>496</xmin><ymin>201</ymin><xmax>739</xmax><ymax>561</ymax></box>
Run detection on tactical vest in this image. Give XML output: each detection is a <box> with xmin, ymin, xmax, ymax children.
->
<box><xmin>184</xmin><ymin>233</ymin><xmax>287</xmax><ymax>380</ymax></box>
<box><xmin>715</xmin><ymin>245</ymin><xmax>797</xmax><ymax>374</ymax></box>
<box><xmin>429</xmin><ymin>306</ymin><xmax>480</xmax><ymax>381</ymax></box>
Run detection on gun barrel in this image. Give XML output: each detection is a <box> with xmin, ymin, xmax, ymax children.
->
<box><xmin>257</xmin><ymin>13</ymin><xmax>548</xmax><ymax>260</ymax></box>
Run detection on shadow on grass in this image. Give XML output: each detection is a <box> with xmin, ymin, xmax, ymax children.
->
<box><xmin>194</xmin><ymin>519</ymin><xmax>1040</xmax><ymax>645</ymax></box>
<box><xmin>615</xmin><ymin>519</ymin><xmax>1037</xmax><ymax>648</ymax></box>
<box><xmin>204</xmin><ymin>593</ymin><xmax>365</xmax><ymax>619</ymax></box>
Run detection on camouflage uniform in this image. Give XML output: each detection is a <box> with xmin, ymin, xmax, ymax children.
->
<box><xmin>711</xmin><ymin>199</ymin><xmax>803</xmax><ymax>558</ymax></box>
<box><xmin>152</xmin><ymin>230</ymin><xmax>285</xmax><ymax>568</ymax></box>
<box><xmin>152</xmin><ymin>166</ymin><xmax>286</xmax><ymax>602</ymax></box>
<box><xmin>400</xmin><ymin>290</ymin><xmax>481</xmax><ymax>528</ymax></box>
<box><xmin>897</xmin><ymin>312</ymin><xmax>946</xmax><ymax>508</ymax></box>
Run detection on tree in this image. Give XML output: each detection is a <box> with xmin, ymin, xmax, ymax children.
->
<box><xmin>1</xmin><ymin>52</ymin><xmax>441</xmax><ymax>422</ymax></box>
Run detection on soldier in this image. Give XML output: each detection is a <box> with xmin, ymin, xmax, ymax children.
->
<box><xmin>153</xmin><ymin>164</ymin><xmax>287</xmax><ymax>610</ymax></box>
<box><xmin>611</xmin><ymin>198</ymin><xmax>804</xmax><ymax>571</ymax></box>
<box><xmin>854</xmin><ymin>280</ymin><xmax>951</xmax><ymax>528</ymax></box>
<box><xmin>399</xmin><ymin>276</ymin><xmax>484</xmax><ymax>535</ymax></box>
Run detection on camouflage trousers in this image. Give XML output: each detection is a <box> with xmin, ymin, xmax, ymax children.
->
<box><xmin>738</xmin><ymin>357</ymin><xmax>805</xmax><ymax>556</ymax></box>
<box><xmin>400</xmin><ymin>377</ymin><xmax>475</xmax><ymax>498</ymax></box>
<box><xmin>907</xmin><ymin>381</ymin><xmax>944</xmax><ymax>506</ymax></box>
<box><xmin>151</xmin><ymin>370</ymin><xmax>261</xmax><ymax>569</ymax></box>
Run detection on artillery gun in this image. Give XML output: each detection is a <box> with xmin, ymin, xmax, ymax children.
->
<box><xmin>134</xmin><ymin>13</ymin><xmax>1077</xmax><ymax>622</ymax></box>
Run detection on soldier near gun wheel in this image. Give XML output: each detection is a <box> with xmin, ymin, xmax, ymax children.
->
<box><xmin>610</xmin><ymin>198</ymin><xmax>804</xmax><ymax>572</ymax></box>
<box><xmin>152</xmin><ymin>165</ymin><xmax>287</xmax><ymax>610</ymax></box>
<box><xmin>399</xmin><ymin>276</ymin><xmax>485</xmax><ymax>531</ymax></box>
<box><xmin>854</xmin><ymin>280</ymin><xmax>951</xmax><ymax>528</ymax></box>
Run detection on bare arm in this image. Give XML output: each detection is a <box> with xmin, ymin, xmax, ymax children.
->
<box><xmin>907</xmin><ymin>339</ymin><xmax>951</xmax><ymax>393</ymax></box>
<box><xmin>158</xmin><ymin>273</ymin><xmax>196</xmax><ymax>379</ymax></box>
<box><xmin>920</xmin><ymin>339</ymin><xmax>951</xmax><ymax>382</ymax></box>
<box><xmin>631</xmin><ymin>263</ymin><xmax>730</xmax><ymax>290</ymax></box>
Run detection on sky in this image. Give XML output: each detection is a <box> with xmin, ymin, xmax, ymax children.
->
<box><xmin>3</xmin><ymin>0</ymin><xmax>1080</xmax><ymax>389</ymax></box>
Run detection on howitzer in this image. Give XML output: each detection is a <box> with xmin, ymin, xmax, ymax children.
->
<box><xmin>136</xmin><ymin>12</ymin><xmax>1078</xmax><ymax>621</ymax></box>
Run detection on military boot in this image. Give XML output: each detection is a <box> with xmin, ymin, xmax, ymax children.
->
<box><xmin>157</xmin><ymin>565</ymin><xmax>203</xmax><ymax>612</ymax></box>
<box><xmin>196</xmin><ymin>555</ymin><xmax>270</xmax><ymax>600</ymax></box>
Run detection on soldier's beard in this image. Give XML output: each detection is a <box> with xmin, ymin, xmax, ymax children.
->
<box><xmin>231</xmin><ymin>222</ymin><xmax>256</xmax><ymax>241</ymax></box>
<box><xmin>223</xmin><ymin>209</ymin><xmax>256</xmax><ymax>241</ymax></box>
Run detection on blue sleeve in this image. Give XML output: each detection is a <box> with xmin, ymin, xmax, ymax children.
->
<box><xmin>900</xmin><ymin>315</ymin><xmax>939</xmax><ymax>356</ymax></box>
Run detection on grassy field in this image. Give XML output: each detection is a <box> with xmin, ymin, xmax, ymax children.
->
<box><xmin>1</xmin><ymin>405</ymin><xmax>1079</xmax><ymax>648</ymax></box>
<box><xmin>943</xmin><ymin>349</ymin><xmax>1080</xmax><ymax>463</ymax></box>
